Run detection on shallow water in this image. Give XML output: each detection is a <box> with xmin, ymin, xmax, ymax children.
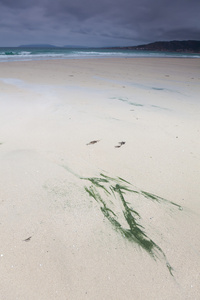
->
<box><xmin>1</xmin><ymin>46</ymin><xmax>200</xmax><ymax>62</ymax></box>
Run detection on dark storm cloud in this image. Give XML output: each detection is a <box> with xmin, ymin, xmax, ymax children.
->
<box><xmin>44</xmin><ymin>0</ymin><xmax>111</xmax><ymax>21</ymax></box>
<box><xmin>0</xmin><ymin>0</ymin><xmax>39</xmax><ymax>9</ymax></box>
<box><xmin>161</xmin><ymin>28</ymin><xmax>200</xmax><ymax>41</ymax></box>
<box><xmin>0</xmin><ymin>0</ymin><xmax>199</xmax><ymax>46</ymax></box>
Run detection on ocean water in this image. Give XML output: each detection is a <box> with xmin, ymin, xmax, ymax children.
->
<box><xmin>0</xmin><ymin>47</ymin><xmax>200</xmax><ymax>62</ymax></box>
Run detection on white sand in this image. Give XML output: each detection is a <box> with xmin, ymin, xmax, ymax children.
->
<box><xmin>0</xmin><ymin>58</ymin><xmax>200</xmax><ymax>299</ymax></box>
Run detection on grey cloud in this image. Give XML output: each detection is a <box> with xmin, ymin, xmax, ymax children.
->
<box><xmin>0</xmin><ymin>0</ymin><xmax>39</xmax><ymax>9</ymax></box>
<box><xmin>0</xmin><ymin>0</ymin><xmax>200</xmax><ymax>47</ymax></box>
<box><xmin>160</xmin><ymin>28</ymin><xmax>200</xmax><ymax>41</ymax></box>
<box><xmin>44</xmin><ymin>0</ymin><xmax>120</xmax><ymax>20</ymax></box>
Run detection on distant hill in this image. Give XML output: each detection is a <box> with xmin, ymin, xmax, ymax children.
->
<box><xmin>18</xmin><ymin>44</ymin><xmax>58</xmax><ymax>48</ymax></box>
<box><xmin>18</xmin><ymin>44</ymin><xmax>86</xmax><ymax>48</ymax></box>
<box><xmin>17</xmin><ymin>41</ymin><xmax>200</xmax><ymax>53</ymax></box>
<box><xmin>63</xmin><ymin>45</ymin><xmax>88</xmax><ymax>48</ymax></box>
<box><xmin>118</xmin><ymin>40</ymin><xmax>200</xmax><ymax>53</ymax></box>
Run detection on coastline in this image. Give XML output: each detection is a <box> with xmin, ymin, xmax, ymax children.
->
<box><xmin>1</xmin><ymin>47</ymin><xmax>200</xmax><ymax>63</ymax></box>
<box><xmin>0</xmin><ymin>57</ymin><xmax>200</xmax><ymax>299</ymax></box>
<box><xmin>0</xmin><ymin>45</ymin><xmax>200</xmax><ymax>62</ymax></box>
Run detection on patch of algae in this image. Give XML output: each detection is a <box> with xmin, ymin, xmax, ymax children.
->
<box><xmin>82</xmin><ymin>173</ymin><xmax>182</xmax><ymax>276</ymax></box>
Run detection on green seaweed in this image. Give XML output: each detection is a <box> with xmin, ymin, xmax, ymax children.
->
<box><xmin>129</xmin><ymin>102</ymin><xmax>143</xmax><ymax>106</ymax></box>
<box><xmin>152</xmin><ymin>87</ymin><xmax>164</xmax><ymax>91</ymax></box>
<box><xmin>141</xmin><ymin>191</ymin><xmax>182</xmax><ymax>210</ymax></box>
<box><xmin>87</xmin><ymin>177</ymin><xmax>111</xmax><ymax>195</ymax></box>
<box><xmin>60</xmin><ymin>163</ymin><xmax>181</xmax><ymax>276</ymax></box>
<box><xmin>117</xmin><ymin>176</ymin><xmax>131</xmax><ymax>184</ymax></box>
<box><xmin>118</xmin><ymin>97</ymin><xmax>128</xmax><ymax>102</ymax></box>
<box><xmin>110</xmin><ymin>97</ymin><xmax>143</xmax><ymax>107</ymax></box>
<box><xmin>151</xmin><ymin>105</ymin><xmax>169</xmax><ymax>111</ymax></box>
<box><xmin>82</xmin><ymin>173</ymin><xmax>182</xmax><ymax>276</ymax></box>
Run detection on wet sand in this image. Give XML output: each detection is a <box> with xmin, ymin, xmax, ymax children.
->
<box><xmin>0</xmin><ymin>58</ymin><xmax>200</xmax><ymax>299</ymax></box>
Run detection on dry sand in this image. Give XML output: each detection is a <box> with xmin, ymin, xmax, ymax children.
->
<box><xmin>0</xmin><ymin>58</ymin><xmax>200</xmax><ymax>299</ymax></box>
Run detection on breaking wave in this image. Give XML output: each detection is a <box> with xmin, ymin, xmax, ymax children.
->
<box><xmin>0</xmin><ymin>47</ymin><xmax>199</xmax><ymax>62</ymax></box>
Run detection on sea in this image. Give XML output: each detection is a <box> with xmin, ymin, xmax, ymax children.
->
<box><xmin>0</xmin><ymin>47</ymin><xmax>200</xmax><ymax>62</ymax></box>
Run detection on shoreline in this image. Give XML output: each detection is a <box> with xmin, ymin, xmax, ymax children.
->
<box><xmin>0</xmin><ymin>53</ymin><xmax>200</xmax><ymax>63</ymax></box>
<box><xmin>0</xmin><ymin>57</ymin><xmax>200</xmax><ymax>299</ymax></box>
<box><xmin>1</xmin><ymin>44</ymin><xmax>200</xmax><ymax>63</ymax></box>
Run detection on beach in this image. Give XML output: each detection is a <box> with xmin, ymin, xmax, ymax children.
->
<box><xmin>0</xmin><ymin>57</ymin><xmax>200</xmax><ymax>299</ymax></box>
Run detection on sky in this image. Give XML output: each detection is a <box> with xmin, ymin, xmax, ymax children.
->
<box><xmin>0</xmin><ymin>0</ymin><xmax>199</xmax><ymax>47</ymax></box>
